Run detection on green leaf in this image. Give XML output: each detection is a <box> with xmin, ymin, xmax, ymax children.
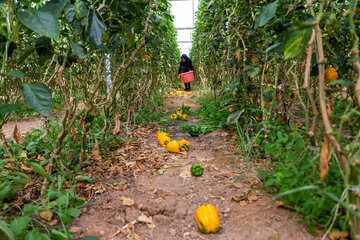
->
<box><xmin>227</xmin><ymin>109</ymin><xmax>244</xmax><ymax>124</ymax></box>
<box><xmin>76</xmin><ymin>1</ymin><xmax>89</xmax><ymax>20</ymax></box>
<box><xmin>86</xmin><ymin>9</ymin><xmax>106</xmax><ymax>46</ymax></box>
<box><xmin>323</xmin><ymin>191</ymin><xmax>360</xmax><ymax>219</ymax></box>
<box><xmin>0</xmin><ymin>220</ymin><xmax>15</xmax><ymax>240</ymax></box>
<box><xmin>67</xmin><ymin>208</ymin><xmax>82</xmax><ymax>217</ymax></box>
<box><xmin>51</xmin><ymin>229</ymin><xmax>70</xmax><ymax>240</ymax></box>
<box><xmin>0</xmin><ymin>185</ymin><xmax>15</xmax><ymax>201</ymax></box>
<box><xmin>41</xmin><ymin>0</ymin><xmax>68</xmax><ymax>18</ymax></box>
<box><xmin>64</xmin><ymin>4</ymin><xmax>76</xmax><ymax>22</ymax></box>
<box><xmin>283</xmin><ymin>28</ymin><xmax>312</xmax><ymax>60</ymax></box>
<box><xmin>17</xmin><ymin>47</ymin><xmax>37</xmax><ymax>65</ymax></box>
<box><xmin>272</xmin><ymin>185</ymin><xmax>318</xmax><ymax>199</ymax></box>
<box><xmin>258</xmin><ymin>1</ymin><xmax>278</xmax><ymax>27</ymax></box>
<box><xmin>265</xmin><ymin>41</ymin><xmax>283</xmax><ymax>53</ymax></box>
<box><xmin>7</xmin><ymin>70</ymin><xmax>25</xmax><ymax>78</ymax></box>
<box><xmin>26</xmin><ymin>230</ymin><xmax>50</xmax><ymax>240</ymax></box>
<box><xmin>10</xmin><ymin>216</ymin><xmax>29</xmax><ymax>236</ymax></box>
<box><xmin>21</xmin><ymin>82</ymin><xmax>53</xmax><ymax>116</ymax></box>
<box><xmin>57</xmin><ymin>195</ymin><xmax>69</xmax><ymax>209</ymax></box>
<box><xmin>17</xmin><ymin>9</ymin><xmax>60</xmax><ymax>41</ymax></box>
<box><xmin>328</xmin><ymin>79</ymin><xmax>355</xmax><ymax>86</ymax></box>
<box><xmin>78</xmin><ymin>237</ymin><xmax>99</xmax><ymax>240</ymax></box>
<box><xmin>71</xmin><ymin>41</ymin><xmax>87</xmax><ymax>59</ymax></box>
<box><xmin>0</xmin><ymin>104</ymin><xmax>22</xmax><ymax>117</ymax></box>
<box><xmin>27</xmin><ymin>161</ymin><xmax>53</xmax><ymax>181</ymax></box>
<box><xmin>23</xmin><ymin>204</ymin><xmax>38</xmax><ymax>216</ymax></box>
<box><xmin>75</xmin><ymin>176</ymin><xmax>96</xmax><ymax>183</ymax></box>
<box><xmin>57</xmin><ymin>211</ymin><xmax>71</xmax><ymax>225</ymax></box>
<box><xmin>35</xmin><ymin>37</ymin><xmax>54</xmax><ymax>58</ymax></box>
<box><xmin>250</xmin><ymin>67</ymin><xmax>260</xmax><ymax>77</ymax></box>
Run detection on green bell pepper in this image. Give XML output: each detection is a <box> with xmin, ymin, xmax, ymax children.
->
<box><xmin>191</xmin><ymin>164</ymin><xmax>204</xmax><ymax>177</ymax></box>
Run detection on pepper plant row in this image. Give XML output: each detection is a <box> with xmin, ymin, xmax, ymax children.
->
<box><xmin>191</xmin><ymin>0</ymin><xmax>360</xmax><ymax>237</ymax></box>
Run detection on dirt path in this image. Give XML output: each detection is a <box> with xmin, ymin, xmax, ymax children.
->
<box><xmin>2</xmin><ymin>118</ymin><xmax>43</xmax><ymax>139</ymax></box>
<box><xmin>70</xmin><ymin>91</ymin><xmax>320</xmax><ymax>240</ymax></box>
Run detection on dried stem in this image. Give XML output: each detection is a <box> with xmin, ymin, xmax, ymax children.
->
<box><xmin>347</xmin><ymin>0</ymin><xmax>360</xmax><ymax>106</ymax></box>
<box><xmin>0</xmin><ymin>129</ymin><xmax>13</xmax><ymax>156</ymax></box>
<box><xmin>303</xmin><ymin>31</ymin><xmax>319</xmax><ymax>137</ymax></box>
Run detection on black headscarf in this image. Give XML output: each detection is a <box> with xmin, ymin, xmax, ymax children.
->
<box><xmin>179</xmin><ymin>54</ymin><xmax>194</xmax><ymax>74</ymax></box>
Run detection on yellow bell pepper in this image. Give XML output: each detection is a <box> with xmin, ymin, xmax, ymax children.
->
<box><xmin>179</xmin><ymin>139</ymin><xmax>189</xmax><ymax>151</ymax></box>
<box><xmin>170</xmin><ymin>114</ymin><xmax>177</xmax><ymax>119</ymax></box>
<box><xmin>157</xmin><ymin>132</ymin><xmax>168</xmax><ymax>142</ymax></box>
<box><xmin>169</xmin><ymin>92</ymin><xmax>174</xmax><ymax>95</ymax></box>
<box><xmin>176</xmin><ymin>108</ymin><xmax>183</xmax><ymax>115</ymax></box>
<box><xmin>182</xmin><ymin>114</ymin><xmax>188</xmax><ymax>121</ymax></box>
<box><xmin>157</xmin><ymin>129</ymin><xmax>167</xmax><ymax>137</ymax></box>
<box><xmin>187</xmin><ymin>92</ymin><xmax>191</xmax><ymax>96</ymax></box>
<box><xmin>184</xmin><ymin>104</ymin><xmax>189</xmax><ymax>107</ymax></box>
<box><xmin>195</xmin><ymin>204</ymin><xmax>220</xmax><ymax>234</ymax></box>
<box><xmin>159</xmin><ymin>136</ymin><xmax>171</xmax><ymax>147</ymax></box>
<box><xmin>166</xmin><ymin>141</ymin><xmax>180</xmax><ymax>153</ymax></box>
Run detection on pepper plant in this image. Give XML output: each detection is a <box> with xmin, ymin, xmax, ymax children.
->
<box><xmin>192</xmin><ymin>0</ymin><xmax>360</xmax><ymax>237</ymax></box>
<box><xmin>0</xmin><ymin>0</ymin><xmax>179</xmax><ymax>238</ymax></box>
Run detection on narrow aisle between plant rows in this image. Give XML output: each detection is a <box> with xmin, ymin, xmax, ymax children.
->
<box><xmin>70</xmin><ymin>90</ymin><xmax>317</xmax><ymax>240</ymax></box>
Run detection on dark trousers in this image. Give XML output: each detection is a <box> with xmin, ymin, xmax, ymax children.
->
<box><xmin>184</xmin><ymin>82</ymin><xmax>191</xmax><ymax>91</ymax></box>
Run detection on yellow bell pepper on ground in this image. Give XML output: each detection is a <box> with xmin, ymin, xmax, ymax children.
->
<box><xmin>170</xmin><ymin>114</ymin><xmax>177</xmax><ymax>119</ymax></box>
<box><xmin>166</xmin><ymin>141</ymin><xmax>180</xmax><ymax>153</ymax></box>
<box><xmin>157</xmin><ymin>132</ymin><xmax>168</xmax><ymax>142</ymax></box>
<box><xmin>187</xmin><ymin>92</ymin><xmax>191</xmax><ymax>96</ymax></box>
<box><xmin>179</xmin><ymin>139</ymin><xmax>189</xmax><ymax>151</ymax></box>
<box><xmin>195</xmin><ymin>204</ymin><xmax>220</xmax><ymax>234</ymax></box>
<box><xmin>176</xmin><ymin>108</ymin><xmax>183</xmax><ymax>115</ymax></box>
<box><xmin>169</xmin><ymin>92</ymin><xmax>174</xmax><ymax>95</ymax></box>
<box><xmin>157</xmin><ymin>129</ymin><xmax>167</xmax><ymax>137</ymax></box>
<box><xmin>159</xmin><ymin>136</ymin><xmax>171</xmax><ymax>147</ymax></box>
<box><xmin>181</xmin><ymin>114</ymin><xmax>188</xmax><ymax>121</ymax></box>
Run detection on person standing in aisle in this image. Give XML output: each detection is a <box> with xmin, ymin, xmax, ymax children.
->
<box><xmin>178</xmin><ymin>54</ymin><xmax>194</xmax><ymax>91</ymax></box>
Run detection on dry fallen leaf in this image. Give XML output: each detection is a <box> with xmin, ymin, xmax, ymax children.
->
<box><xmin>91</xmin><ymin>136</ymin><xmax>102</xmax><ymax>161</ymax></box>
<box><xmin>138</xmin><ymin>214</ymin><xmax>153</xmax><ymax>225</ymax></box>
<box><xmin>119</xmin><ymin>228</ymin><xmax>130</xmax><ymax>235</ymax></box>
<box><xmin>70</xmin><ymin>126</ymin><xmax>78</xmax><ymax>144</ymax></box>
<box><xmin>249</xmin><ymin>178</ymin><xmax>258</xmax><ymax>185</ymax></box>
<box><xmin>240</xmin><ymin>201</ymin><xmax>248</xmax><ymax>206</ymax></box>
<box><xmin>247</xmin><ymin>194</ymin><xmax>258</xmax><ymax>202</ymax></box>
<box><xmin>12</xmin><ymin>124</ymin><xmax>24</xmax><ymax>144</ymax></box>
<box><xmin>79</xmin><ymin>117</ymin><xmax>85</xmax><ymax>131</ymax></box>
<box><xmin>275</xmin><ymin>201</ymin><xmax>284</xmax><ymax>208</ymax></box>
<box><xmin>130</xmin><ymin>232</ymin><xmax>140</xmax><ymax>240</ymax></box>
<box><xmin>328</xmin><ymin>231</ymin><xmax>349</xmax><ymax>240</ymax></box>
<box><xmin>39</xmin><ymin>211</ymin><xmax>53</xmax><ymax>221</ymax></box>
<box><xmin>179</xmin><ymin>167</ymin><xmax>192</xmax><ymax>180</ymax></box>
<box><xmin>49</xmin><ymin>219</ymin><xmax>58</xmax><ymax>226</ymax></box>
<box><xmin>235</xmin><ymin>48</ymin><xmax>241</xmax><ymax>61</ymax></box>
<box><xmin>20</xmin><ymin>164</ymin><xmax>33</xmax><ymax>173</ymax></box>
<box><xmin>113</xmin><ymin>114</ymin><xmax>121</xmax><ymax>135</ymax></box>
<box><xmin>123</xmin><ymin>197</ymin><xmax>135</xmax><ymax>206</ymax></box>
<box><xmin>320</xmin><ymin>137</ymin><xmax>331</xmax><ymax>183</ymax></box>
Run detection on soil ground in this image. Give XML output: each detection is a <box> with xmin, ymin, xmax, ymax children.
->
<box><xmin>69</xmin><ymin>91</ymin><xmax>319</xmax><ymax>240</ymax></box>
<box><xmin>1</xmin><ymin>91</ymin><xmax>322</xmax><ymax>240</ymax></box>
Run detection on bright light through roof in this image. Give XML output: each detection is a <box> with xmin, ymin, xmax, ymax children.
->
<box><xmin>170</xmin><ymin>0</ymin><xmax>199</xmax><ymax>56</ymax></box>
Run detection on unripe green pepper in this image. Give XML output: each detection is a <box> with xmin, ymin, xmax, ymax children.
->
<box><xmin>191</xmin><ymin>164</ymin><xmax>204</xmax><ymax>176</ymax></box>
